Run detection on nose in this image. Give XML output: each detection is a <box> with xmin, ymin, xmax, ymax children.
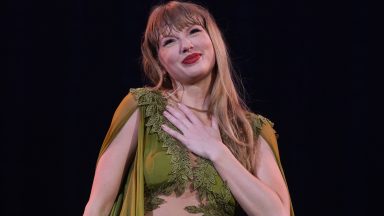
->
<box><xmin>181</xmin><ymin>39</ymin><xmax>194</xmax><ymax>53</ymax></box>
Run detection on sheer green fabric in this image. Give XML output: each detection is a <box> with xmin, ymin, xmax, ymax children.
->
<box><xmin>96</xmin><ymin>87</ymin><xmax>294</xmax><ymax>216</ymax></box>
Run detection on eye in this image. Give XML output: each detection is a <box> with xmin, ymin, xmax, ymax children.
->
<box><xmin>190</xmin><ymin>28</ymin><xmax>201</xmax><ymax>34</ymax></box>
<box><xmin>162</xmin><ymin>39</ymin><xmax>175</xmax><ymax>46</ymax></box>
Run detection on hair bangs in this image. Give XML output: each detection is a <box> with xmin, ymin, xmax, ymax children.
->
<box><xmin>147</xmin><ymin>3</ymin><xmax>206</xmax><ymax>50</ymax></box>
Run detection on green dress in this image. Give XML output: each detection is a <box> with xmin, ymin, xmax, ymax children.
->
<box><xmin>96</xmin><ymin>87</ymin><xmax>294</xmax><ymax>216</ymax></box>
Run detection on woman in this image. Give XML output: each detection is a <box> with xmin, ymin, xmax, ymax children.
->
<box><xmin>84</xmin><ymin>1</ymin><xmax>294</xmax><ymax>215</ymax></box>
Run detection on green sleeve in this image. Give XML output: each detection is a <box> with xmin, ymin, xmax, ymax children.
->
<box><xmin>95</xmin><ymin>91</ymin><xmax>145</xmax><ymax>216</ymax></box>
<box><xmin>97</xmin><ymin>93</ymin><xmax>138</xmax><ymax>161</ymax></box>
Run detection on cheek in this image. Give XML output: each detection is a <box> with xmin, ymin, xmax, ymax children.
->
<box><xmin>203</xmin><ymin>41</ymin><xmax>215</xmax><ymax>63</ymax></box>
<box><xmin>159</xmin><ymin>51</ymin><xmax>174</xmax><ymax>70</ymax></box>
<box><xmin>159</xmin><ymin>49</ymin><xmax>178</xmax><ymax>66</ymax></box>
<box><xmin>199</xmin><ymin>36</ymin><xmax>214</xmax><ymax>57</ymax></box>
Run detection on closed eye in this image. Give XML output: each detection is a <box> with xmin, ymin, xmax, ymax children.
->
<box><xmin>190</xmin><ymin>28</ymin><xmax>201</xmax><ymax>34</ymax></box>
<box><xmin>162</xmin><ymin>39</ymin><xmax>175</xmax><ymax>46</ymax></box>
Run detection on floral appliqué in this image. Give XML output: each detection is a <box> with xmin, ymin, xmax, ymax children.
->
<box><xmin>131</xmin><ymin>88</ymin><xmax>271</xmax><ymax>215</ymax></box>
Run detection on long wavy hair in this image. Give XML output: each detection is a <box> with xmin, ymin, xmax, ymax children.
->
<box><xmin>141</xmin><ymin>1</ymin><xmax>257</xmax><ymax>173</ymax></box>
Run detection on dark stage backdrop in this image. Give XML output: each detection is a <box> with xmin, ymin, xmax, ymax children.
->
<box><xmin>4</xmin><ymin>0</ymin><xmax>377</xmax><ymax>215</ymax></box>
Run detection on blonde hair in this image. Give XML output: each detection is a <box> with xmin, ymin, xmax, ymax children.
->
<box><xmin>141</xmin><ymin>1</ymin><xmax>257</xmax><ymax>173</ymax></box>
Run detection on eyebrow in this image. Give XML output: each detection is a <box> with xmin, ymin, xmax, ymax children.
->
<box><xmin>160</xmin><ymin>34</ymin><xmax>175</xmax><ymax>39</ymax></box>
<box><xmin>159</xmin><ymin>25</ymin><xmax>201</xmax><ymax>40</ymax></box>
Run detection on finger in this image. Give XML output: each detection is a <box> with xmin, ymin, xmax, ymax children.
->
<box><xmin>163</xmin><ymin>110</ymin><xmax>188</xmax><ymax>132</ymax></box>
<box><xmin>166</xmin><ymin>105</ymin><xmax>193</xmax><ymax>127</ymax></box>
<box><xmin>177</xmin><ymin>103</ymin><xmax>202</xmax><ymax>125</ymax></box>
<box><xmin>211</xmin><ymin>115</ymin><xmax>219</xmax><ymax>130</ymax></box>
<box><xmin>161</xmin><ymin>124</ymin><xmax>186</xmax><ymax>143</ymax></box>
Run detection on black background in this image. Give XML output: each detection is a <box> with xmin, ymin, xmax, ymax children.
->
<box><xmin>4</xmin><ymin>0</ymin><xmax>378</xmax><ymax>215</ymax></box>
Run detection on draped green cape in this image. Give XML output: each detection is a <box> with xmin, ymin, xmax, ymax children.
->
<box><xmin>95</xmin><ymin>89</ymin><xmax>294</xmax><ymax>216</ymax></box>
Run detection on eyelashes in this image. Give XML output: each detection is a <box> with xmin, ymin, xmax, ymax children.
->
<box><xmin>163</xmin><ymin>39</ymin><xmax>175</xmax><ymax>46</ymax></box>
<box><xmin>161</xmin><ymin>27</ymin><xmax>202</xmax><ymax>47</ymax></box>
<box><xmin>189</xmin><ymin>28</ymin><xmax>201</xmax><ymax>34</ymax></box>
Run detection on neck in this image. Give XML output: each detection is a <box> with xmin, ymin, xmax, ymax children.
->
<box><xmin>172</xmin><ymin>74</ymin><xmax>212</xmax><ymax>111</ymax></box>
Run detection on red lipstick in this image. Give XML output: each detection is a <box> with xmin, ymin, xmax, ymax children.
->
<box><xmin>182</xmin><ymin>53</ymin><xmax>201</xmax><ymax>64</ymax></box>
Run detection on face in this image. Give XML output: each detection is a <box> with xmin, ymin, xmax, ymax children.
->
<box><xmin>158</xmin><ymin>25</ymin><xmax>215</xmax><ymax>85</ymax></box>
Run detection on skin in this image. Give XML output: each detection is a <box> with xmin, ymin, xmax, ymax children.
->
<box><xmin>161</xmin><ymin>105</ymin><xmax>291</xmax><ymax>216</ymax></box>
<box><xmin>157</xmin><ymin>25</ymin><xmax>291</xmax><ymax>215</ymax></box>
<box><xmin>84</xmin><ymin>109</ymin><xmax>140</xmax><ymax>216</ymax></box>
<box><xmin>84</xmin><ymin>24</ymin><xmax>291</xmax><ymax>216</ymax></box>
<box><xmin>158</xmin><ymin>24</ymin><xmax>215</xmax><ymax>87</ymax></box>
<box><xmin>158</xmin><ymin>25</ymin><xmax>215</xmax><ymax>111</ymax></box>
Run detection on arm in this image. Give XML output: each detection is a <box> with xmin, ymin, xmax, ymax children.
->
<box><xmin>162</xmin><ymin>103</ymin><xmax>291</xmax><ymax>216</ymax></box>
<box><xmin>211</xmin><ymin>135</ymin><xmax>291</xmax><ymax>216</ymax></box>
<box><xmin>83</xmin><ymin>108</ymin><xmax>140</xmax><ymax>216</ymax></box>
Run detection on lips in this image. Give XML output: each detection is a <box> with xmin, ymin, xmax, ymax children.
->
<box><xmin>182</xmin><ymin>53</ymin><xmax>201</xmax><ymax>64</ymax></box>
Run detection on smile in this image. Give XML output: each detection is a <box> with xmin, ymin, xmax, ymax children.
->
<box><xmin>182</xmin><ymin>53</ymin><xmax>201</xmax><ymax>64</ymax></box>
